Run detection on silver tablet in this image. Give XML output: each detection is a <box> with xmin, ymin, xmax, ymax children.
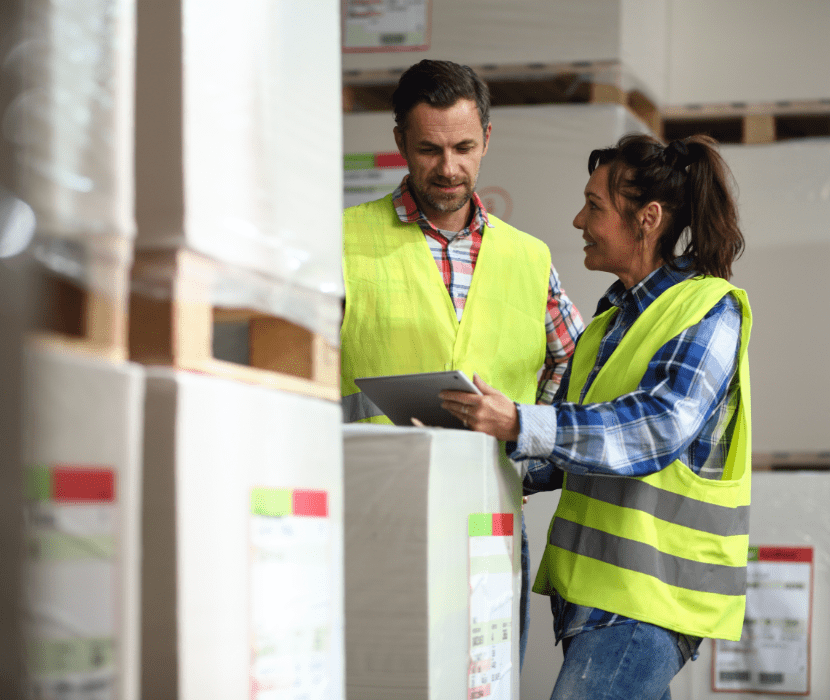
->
<box><xmin>354</xmin><ymin>370</ymin><xmax>481</xmax><ymax>429</ymax></box>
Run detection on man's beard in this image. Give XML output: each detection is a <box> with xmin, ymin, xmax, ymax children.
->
<box><xmin>411</xmin><ymin>178</ymin><xmax>474</xmax><ymax>214</ymax></box>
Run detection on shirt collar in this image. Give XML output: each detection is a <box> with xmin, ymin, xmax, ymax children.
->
<box><xmin>392</xmin><ymin>175</ymin><xmax>493</xmax><ymax>236</ymax></box>
<box><xmin>594</xmin><ymin>256</ymin><xmax>699</xmax><ymax>317</ymax></box>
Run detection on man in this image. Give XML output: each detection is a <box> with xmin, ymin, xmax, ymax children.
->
<box><xmin>341</xmin><ymin>59</ymin><xmax>584</xmax><ymax>669</ymax></box>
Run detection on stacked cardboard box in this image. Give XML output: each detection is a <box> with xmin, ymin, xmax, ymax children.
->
<box><xmin>23</xmin><ymin>348</ymin><xmax>145</xmax><ymax>700</ymax></box>
<box><xmin>142</xmin><ymin>370</ymin><xmax>344</xmax><ymax>699</ymax></box>
<box><xmin>343</xmin><ymin>425</ymin><xmax>522</xmax><ymax>699</ymax></box>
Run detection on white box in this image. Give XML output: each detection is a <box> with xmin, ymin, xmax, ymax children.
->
<box><xmin>670</xmin><ymin>472</ymin><xmax>830</xmax><ymax>699</ymax></box>
<box><xmin>135</xmin><ymin>0</ymin><xmax>343</xmax><ymax>295</ymax></box>
<box><xmin>343</xmin><ymin>0</ymin><xmax>669</xmax><ymax>105</ymax></box>
<box><xmin>22</xmin><ymin>348</ymin><xmax>145</xmax><ymax>700</ymax></box>
<box><xmin>343</xmin><ymin>424</ymin><xmax>522</xmax><ymax>699</ymax></box>
<box><xmin>523</xmin><ymin>474</ymin><xmax>830</xmax><ymax>700</ymax></box>
<box><xmin>721</xmin><ymin>139</ymin><xmax>830</xmax><ymax>454</ymax></box>
<box><xmin>12</xmin><ymin>0</ymin><xmax>136</xmax><ymax>241</ymax></box>
<box><xmin>141</xmin><ymin>369</ymin><xmax>344</xmax><ymax>700</ymax></box>
<box><xmin>343</xmin><ymin>103</ymin><xmax>653</xmax><ymax>319</ymax></box>
<box><xmin>666</xmin><ymin>0</ymin><xmax>830</xmax><ymax>105</ymax></box>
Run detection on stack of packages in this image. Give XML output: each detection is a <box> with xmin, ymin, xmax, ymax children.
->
<box><xmin>131</xmin><ymin>0</ymin><xmax>345</xmax><ymax>699</ymax></box>
<box><xmin>9</xmin><ymin>0</ymin><xmax>346</xmax><ymax>698</ymax></box>
<box><xmin>11</xmin><ymin>1</ymin><xmax>145</xmax><ymax>698</ymax></box>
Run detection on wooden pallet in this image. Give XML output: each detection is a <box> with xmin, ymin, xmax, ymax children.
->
<box><xmin>343</xmin><ymin>60</ymin><xmax>661</xmax><ymax>134</ymax></box>
<box><xmin>752</xmin><ymin>451</ymin><xmax>830</xmax><ymax>472</ymax></box>
<box><xmin>661</xmin><ymin>100</ymin><xmax>830</xmax><ymax>144</ymax></box>
<box><xmin>129</xmin><ymin>249</ymin><xmax>341</xmax><ymax>402</ymax></box>
<box><xmin>29</xmin><ymin>237</ymin><xmax>131</xmax><ymax>362</ymax></box>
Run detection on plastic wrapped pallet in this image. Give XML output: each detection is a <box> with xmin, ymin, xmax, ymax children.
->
<box><xmin>22</xmin><ymin>347</ymin><xmax>145</xmax><ymax>700</ymax></box>
<box><xmin>141</xmin><ymin>369</ymin><xmax>344</xmax><ymax>700</ymax></box>
<box><xmin>343</xmin><ymin>103</ymin><xmax>653</xmax><ymax>318</ymax></box>
<box><xmin>134</xmin><ymin>0</ymin><xmax>343</xmax><ymax>297</ymax></box>
<box><xmin>720</xmin><ymin>139</ymin><xmax>830</xmax><ymax>456</ymax></box>
<box><xmin>343</xmin><ymin>0</ymin><xmax>669</xmax><ymax>105</ymax></box>
<box><xmin>8</xmin><ymin>0</ymin><xmax>136</xmax><ymax>242</ymax></box>
<box><xmin>666</xmin><ymin>0</ymin><xmax>830</xmax><ymax>104</ymax></box>
<box><xmin>6</xmin><ymin>0</ymin><xmax>136</xmax><ymax>360</ymax></box>
<box><xmin>343</xmin><ymin>424</ymin><xmax>523</xmax><ymax>699</ymax></box>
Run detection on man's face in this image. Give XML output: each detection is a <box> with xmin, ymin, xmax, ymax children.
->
<box><xmin>394</xmin><ymin>99</ymin><xmax>490</xmax><ymax>226</ymax></box>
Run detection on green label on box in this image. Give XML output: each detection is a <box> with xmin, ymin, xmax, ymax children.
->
<box><xmin>28</xmin><ymin>637</ymin><xmax>114</xmax><ymax>676</ymax></box>
<box><xmin>344</xmin><ymin>153</ymin><xmax>375</xmax><ymax>171</ymax></box>
<box><xmin>251</xmin><ymin>488</ymin><xmax>292</xmax><ymax>517</ymax></box>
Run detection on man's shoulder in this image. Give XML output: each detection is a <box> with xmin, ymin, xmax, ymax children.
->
<box><xmin>344</xmin><ymin>193</ymin><xmax>394</xmax><ymax>218</ymax></box>
<box><xmin>487</xmin><ymin>213</ymin><xmax>550</xmax><ymax>256</ymax></box>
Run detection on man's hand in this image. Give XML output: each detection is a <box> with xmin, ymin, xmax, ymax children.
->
<box><xmin>440</xmin><ymin>374</ymin><xmax>520</xmax><ymax>442</ymax></box>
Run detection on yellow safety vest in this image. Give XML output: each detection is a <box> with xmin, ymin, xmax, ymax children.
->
<box><xmin>533</xmin><ymin>276</ymin><xmax>752</xmax><ymax>641</ymax></box>
<box><xmin>341</xmin><ymin>194</ymin><xmax>551</xmax><ymax>423</ymax></box>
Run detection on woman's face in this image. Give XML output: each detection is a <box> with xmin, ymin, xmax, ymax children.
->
<box><xmin>573</xmin><ymin>165</ymin><xmax>663</xmax><ymax>289</ymax></box>
<box><xmin>572</xmin><ymin>164</ymin><xmax>657</xmax><ymax>289</ymax></box>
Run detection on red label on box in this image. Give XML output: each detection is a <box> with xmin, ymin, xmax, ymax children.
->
<box><xmin>374</xmin><ymin>152</ymin><xmax>408</xmax><ymax>169</ymax></box>
<box><xmin>758</xmin><ymin>546</ymin><xmax>813</xmax><ymax>563</ymax></box>
<box><xmin>53</xmin><ymin>467</ymin><xmax>115</xmax><ymax>502</ymax></box>
<box><xmin>293</xmin><ymin>490</ymin><xmax>328</xmax><ymax>517</ymax></box>
<box><xmin>492</xmin><ymin>513</ymin><xmax>513</xmax><ymax>536</ymax></box>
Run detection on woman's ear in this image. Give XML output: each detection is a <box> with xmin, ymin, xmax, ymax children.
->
<box><xmin>640</xmin><ymin>201</ymin><xmax>663</xmax><ymax>236</ymax></box>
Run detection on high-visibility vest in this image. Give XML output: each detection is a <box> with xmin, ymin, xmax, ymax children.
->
<box><xmin>341</xmin><ymin>194</ymin><xmax>551</xmax><ymax>423</ymax></box>
<box><xmin>533</xmin><ymin>276</ymin><xmax>753</xmax><ymax>641</ymax></box>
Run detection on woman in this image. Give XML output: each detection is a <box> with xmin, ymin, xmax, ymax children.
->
<box><xmin>441</xmin><ymin>133</ymin><xmax>751</xmax><ymax>699</ymax></box>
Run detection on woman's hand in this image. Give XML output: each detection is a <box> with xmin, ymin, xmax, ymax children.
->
<box><xmin>440</xmin><ymin>374</ymin><xmax>520</xmax><ymax>442</ymax></box>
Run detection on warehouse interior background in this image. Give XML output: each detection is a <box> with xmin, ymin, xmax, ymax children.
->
<box><xmin>0</xmin><ymin>0</ymin><xmax>828</xmax><ymax>698</ymax></box>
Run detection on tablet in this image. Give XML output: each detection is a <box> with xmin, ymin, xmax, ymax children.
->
<box><xmin>354</xmin><ymin>370</ymin><xmax>481</xmax><ymax>429</ymax></box>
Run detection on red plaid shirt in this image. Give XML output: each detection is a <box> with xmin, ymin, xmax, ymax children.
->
<box><xmin>392</xmin><ymin>176</ymin><xmax>584</xmax><ymax>402</ymax></box>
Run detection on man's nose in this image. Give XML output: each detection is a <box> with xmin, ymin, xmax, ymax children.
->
<box><xmin>438</xmin><ymin>151</ymin><xmax>459</xmax><ymax>179</ymax></box>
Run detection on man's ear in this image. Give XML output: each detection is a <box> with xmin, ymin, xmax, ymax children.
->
<box><xmin>482</xmin><ymin>122</ymin><xmax>492</xmax><ymax>156</ymax></box>
<box><xmin>393</xmin><ymin>126</ymin><xmax>407</xmax><ymax>161</ymax></box>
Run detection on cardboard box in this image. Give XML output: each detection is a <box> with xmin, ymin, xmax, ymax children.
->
<box><xmin>22</xmin><ymin>348</ymin><xmax>145</xmax><ymax>700</ymax></box>
<box><xmin>12</xmin><ymin>0</ymin><xmax>136</xmax><ymax>240</ymax></box>
<box><xmin>666</xmin><ymin>0</ymin><xmax>830</xmax><ymax>105</ymax></box>
<box><xmin>343</xmin><ymin>425</ymin><xmax>522</xmax><ymax>699</ymax></box>
<box><xmin>342</xmin><ymin>0</ymin><xmax>669</xmax><ymax>105</ymax></box>
<box><xmin>135</xmin><ymin>0</ymin><xmax>343</xmax><ymax>294</ymax></box>
<box><xmin>141</xmin><ymin>369</ymin><xmax>344</xmax><ymax>699</ymax></box>
<box><xmin>671</xmin><ymin>472</ymin><xmax>830</xmax><ymax>699</ymax></box>
<box><xmin>721</xmin><ymin>140</ymin><xmax>830</xmax><ymax>454</ymax></box>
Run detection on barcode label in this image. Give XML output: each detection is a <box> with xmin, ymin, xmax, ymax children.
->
<box><xmin>759</xmin><ymin>673</ymin><xmax>785</xmax><ymax>685</ymax></box>
<box><xmin>380</xmin><ymin>33</ymin><xmax>406</xmax><ymax>45</ymax></box>
<box><xmin>719</xmin><ymin>671</ymin><xmax>750</xmax><ymax>682</ymax></box>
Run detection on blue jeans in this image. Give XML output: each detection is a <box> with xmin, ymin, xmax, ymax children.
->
<box><xmin>551</xmin><ymin>621</ymin><xmax>691</xmax><ymax>700</ymax></box>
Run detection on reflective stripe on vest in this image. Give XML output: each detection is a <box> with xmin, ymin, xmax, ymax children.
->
<box><xmin>341</xmin><ymin>194</ymin><xmax>550</xmax><ymax>421</ymax></box>
<box><xmin>534</xmin><ymin>276</ymin><xmax>753</xmax><ymax>641</ymax></box>
<box><xmin>341</xmin><ymin>391</ymin><xmax>385</xmax><ymax>423</ymax></box>
<box><xmin>563</xmin><ymin>473</ymin><xmax>751</xmax><ymax>537</ymax></box>
<box><xmin>550</xmin><ymin>518</ymin><xmax>747</xmax><ymax>597</ymax></box>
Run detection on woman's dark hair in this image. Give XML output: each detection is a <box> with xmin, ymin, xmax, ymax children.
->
<box><xmin>588</xmin><ymin>133</ymin><xmax>744</xmax><ymax>280</ymax></box>
<box><xmin>392</xmin><ymin>59</ymin><xmax>491</xmax><ymax>136</ymax></box>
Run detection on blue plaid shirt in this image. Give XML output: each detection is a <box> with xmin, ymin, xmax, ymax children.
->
<box><xmin>513</xmin><ymin>259</ymin><xmax>742</xmax><ymax>650</ymax></box>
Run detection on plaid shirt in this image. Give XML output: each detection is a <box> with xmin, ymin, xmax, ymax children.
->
<box><xmin>392</xmin><ymin>176</ymin><xmax>584</xmax><ymax>402</ymax></box>
<box><xmin>515</xmin><ymin>259</ymin><xmax>742</xmax><ymax>649</ymax></box>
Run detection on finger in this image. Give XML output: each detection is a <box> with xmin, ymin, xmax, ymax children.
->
<box><xmin>411</xmin><ymin>417</ymin><xmax>425</xmax><ymax>427</ymax></box>
<box><xmin>473</xmin><ymin>373</ymin><xmax>495</xmax><ymax>394</ymax></box>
